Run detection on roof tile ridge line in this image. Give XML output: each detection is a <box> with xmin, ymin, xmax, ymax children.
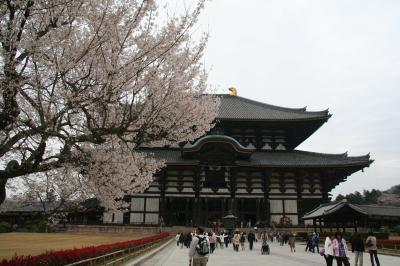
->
<box><xmin>293</xmin><ymin>150</ymin><xmax>349</xmax><ymax>159</ymax></box>
<box><xmin>302</xmin><ymin>204</ymin><xmax>325</xmax><ymax>217</ymax></box>
<box><xmin>347</xmin><ymin>203</ymin><xmax>369</xmax><ymax>215</ymax></box>
<box><xmin>232</xmin><ymin>95</ymin><xmax>330</xmax><ymax>115</ymax></box>
<box><xmin>303</xmin><ymin>201</ymin><xmax>335</xmax><ymax>217</ymax></box>
<box><xmin>323</xmin><ymin>201</ymin><xmax>345</xmax><ymax>214</ymax></box>
<box><xmin>346</xmin><ymin>154</ymin><xmax>371</xmax><ymax>160</ymax></box>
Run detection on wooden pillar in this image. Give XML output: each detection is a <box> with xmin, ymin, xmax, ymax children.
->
<box><xmin>262</xmin><ymin>171</ymin><xmax>271</xmax><ymax>226</ymax></box>
<box><xmin>256</xmin><ymin>198</ymin><xmax>260</xmax><ymax>222</ymax></box>
<box><xmin>320</xmin><ymin>176</ymin><xmax>329</xmax><ymax>203</ymax></box>
<box><xmin>193</xmin><ymin>167</ymin><xmax>201</xmax><ymax>226</ymax></box>
<box><xmin>319</xmin><ymin>218</ymin><xmax>323</xmax><ymax>233</ymax></box>
<box><xmin>185</xmin><ymin>198</ymin><xmax>189</xmax><ymax>226</ymax></box>
<box><xmin>296</xmin><ymin>173</ymin><xmax>305</xmax><ymax>221</ymax></box>
<box><xmin>159</xmin><ymin>170</ymin><xmax>167</xmax><ymax>225</ymax></box>
<box><xmin>313</xmin><ymin>219</ymin><xmax>317</xmax><ymax>232</ymax></box>
<box><xmin>204</xmin><ymin>198</ymin><xmax>208</xmax><ymax>227</ymax></box>
<box><xmin>342</xmin><ymin>222</ymin><xmax>346</xmax><ymax>233</ymax></box>
<box><xmin>228</xmin><ymin>168</ymin><xmax>237</xmax><ymax>215</ymax></box>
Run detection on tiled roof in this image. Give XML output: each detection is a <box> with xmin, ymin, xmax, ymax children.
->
<box><xmin>0</xmin><ymin>201</ymin><xmax>56</xmax><ymax>213</ymax></box>
<box><xmin>241</xmin><ymin>151</ymin><xmax>371</xmax><ymax>167</ymax></box>
<box><xmin>216</xmin><ymin>94</ymin><xmax>330</xmax><ymax>121</ymax></box>
<box><xmin>357</xmin><ymin>205</ymin><xmax>400</xmax><ymax>217</ymax></box>
<box><xmin>142</xmin><ymin>149</ymin><xmax>372</xmax><ymax>167</ymax></box>
<box><xmin>302</xmin><ymin>201</ymin><xmax>400</xmax><ymax>220</ymax></box>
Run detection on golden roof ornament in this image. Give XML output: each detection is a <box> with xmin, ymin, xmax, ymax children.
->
<box><xmin>229</xmin><ymin>87</ymin><xmax>237</xmax><ymax>96</ymax></box>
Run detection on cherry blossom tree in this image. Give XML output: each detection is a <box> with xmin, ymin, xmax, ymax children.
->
<box><xmin>0</xmin><ymin>0</ymin><xmax>219</xmax><ymax>209</ymax></box>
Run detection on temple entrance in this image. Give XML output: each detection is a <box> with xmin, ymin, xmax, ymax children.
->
<box><xmin>165</xmin><ymin>198</ymin><xmax>193</xmax><ymax>226</ymax></box>
<box><xmin>244</xmin><ymin>214</ymin><xmax>256</xmax><ymax>227</ymax></box>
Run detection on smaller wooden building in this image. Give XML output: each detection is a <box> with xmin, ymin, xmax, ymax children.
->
<box><xmin>301</xmin><ymin>200</ymin><xmax>400</xmax><ymax>232</ymax></box>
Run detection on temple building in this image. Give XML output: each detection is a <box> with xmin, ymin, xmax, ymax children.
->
<box><xmin>103</xmin><ymin>92</ymin><xmax>373</xmax><ymax>227</ymax></box>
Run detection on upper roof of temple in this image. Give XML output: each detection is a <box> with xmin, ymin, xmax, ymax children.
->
<box><xmin>204</xmin><ymin>94</ymin><xmax>332</xmax><ymax>150</ymax></box>
<box><xmin>216</xmin><ymin>94</ymin><xmax>331</xmax><ymax>121</ymax></box>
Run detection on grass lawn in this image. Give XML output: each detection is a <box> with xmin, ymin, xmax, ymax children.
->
<box><xmin>0</xmin><ymin>232</ymin><xmax>141</xmax><ymax>260</ymax></box>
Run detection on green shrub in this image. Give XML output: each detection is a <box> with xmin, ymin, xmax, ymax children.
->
<box><xmin>23</xmin><ymin>218</ymin><xmax>48</xmax><ymax>232</ymax></box>
<box><xmin>0</xmin><ymin>221</ymin><xmax>12</xmax><ymax>233</ymax></box>
<box><xmin>392</xmin><ymin>225</ymin><xmax>400</xmax><ymax>235</ymax></box>
<box><xmin>37</xmin><ymin>219</ymin><xmax>48</xmax><ymax>232</ymax></box>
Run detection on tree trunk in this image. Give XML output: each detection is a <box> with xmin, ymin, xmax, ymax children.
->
<box><xmin>0</xmin><ymin>177</ymin><xmax>7</xmax><ymax>205</ymax></box>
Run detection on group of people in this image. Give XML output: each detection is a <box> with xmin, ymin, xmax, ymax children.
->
<box><xmin>231</xmin><ymin>230</ymin><xmax>256</xmax><ymax>251</ymax></box>
<box><xmin>180</xmin><ymin>227</ymin><xmax>300</xmax><ymax>266</ymax></box>
<box><xmin>184</xmin><ymin>227</ymin><xmax>382</xmax><ymax>266</ymax></box>
<box><xmin>305</xmin><ymin>232</ymin><xmax>321</xmax><ymax>253</ymax></box>
<box><xmin>322</xmin><ymin>231</ymin><xmax>380</xmax><ymax>266</ymax></box>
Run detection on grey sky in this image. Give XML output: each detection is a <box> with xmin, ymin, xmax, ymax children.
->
<box><xmin>185</xmin><ymin>0</ymin><xmax>400</xmax><ymax>197</ymax></box>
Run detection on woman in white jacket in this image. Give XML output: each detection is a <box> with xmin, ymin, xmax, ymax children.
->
<box><xmin>324</xmin><ymin>234</ymin><xmax>334</xmax><ymax>266</ymax></box>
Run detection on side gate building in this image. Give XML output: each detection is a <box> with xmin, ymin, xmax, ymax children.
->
<box><xmin>103</xmin><ymin>93</ymin><xmax>373</xmax><ymax>227</ymax></box>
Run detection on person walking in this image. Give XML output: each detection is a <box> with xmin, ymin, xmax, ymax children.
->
<box><xmin>288</xmin><ymin>233</ymin><xmax>296</xmax><ymax>252</ymax></box>
<box><xmin>248</xmin><ymin>230</ymin><xmax>256</xmax><ymax>250</ymax></box>
<box><xmin>312</xmin><ymin>232</ymin><xmax>320</xmax><ymax>253</ymax></box>
<box><xmin>233</xmin><ymin>231</ymin><xmax>241</xmax><ymax>252</ymax></box>
<box><xmin>305</xmin><ymin>233</ymin><xmax>313</xmax><ymax>252</ymax></box>
<box><xmin>332</xmin><ymin>233</ymin><xmax>350</xmax><ymax>266</ymax></box>
<box><xmin>352</xmin><ymin>233</ymin><xmax>365</xmax><ymax>266</ymax></box>
<box><xmin>324</xmin><ymin>234</ymin><xmax>334</xmax><ymax>266</ymax></box>
<box><xmin>189</xmin><ymin>227</ymin><xmax>210</xmax><ymax>266</ymax></box>
<box><xmin>224</xmin><ymin>232</ymin><xmax>230</xmax><ymax>248</ymax></box>
<box><xmin>240</xmin><ymin>232</ymin><xmax>246</xmax><ymax>251</ymax></box>
<box><xmin>366</xmin><ymin>231</ymin><xmax>380</xmax><ymax>266</ymax></box>
<box><xmin>217</xmin><ymin>233</ymin><xmax>224</xmax><ymax>249</ymax></box>
<box><xmin>176</xmin><ymin>233</ymin><xmax>181</xmax><ymax>247</ymax></box>
<box><xmin>209</xmin><ymin>232</ymin><xmax>216</xmax><ymax>254</ymax></box>
<box><xmin>279</xmin><ymin>233</ymin><xmax>284</xmax><ymax>246</ymax></box>
<box><xmin>179</xmin><ymin>233</ymin><xmax>185</xmax><ymax>248</ymax></box>
<box><xmin>261</xmin><ymin>231</ymin><xmax>267</xmax><ymax>243</ymax></box>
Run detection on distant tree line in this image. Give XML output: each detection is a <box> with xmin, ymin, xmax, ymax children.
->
<box><xmin>334</xmin><ymin>189</ymin><xmax>382</xmax><ymax>205</ymax></box>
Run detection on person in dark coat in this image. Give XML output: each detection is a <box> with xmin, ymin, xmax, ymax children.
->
<box><xmin>247</xmin><ymin>230</ymin><xmax>256</xmax><ymax>250</ymax></box>
<box><xmin>351</xmin><ymin>233</ymin><xmax>365</xmax><ymax>266</ymax></box>
<box><xmin>178</xmin><ymin>233</ymin><xmax>185</xmax><ymax>248</ymax></box>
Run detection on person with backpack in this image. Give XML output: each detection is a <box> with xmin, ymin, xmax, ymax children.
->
<box><xmin>189</xmin><ymin>227</ymin><xmax>210</xmax><ymax>266</ymax></box>
<box><xmin>366</xmin><ymin>231</ymin><xmax>380</xmax><ymax>266</ymax></box>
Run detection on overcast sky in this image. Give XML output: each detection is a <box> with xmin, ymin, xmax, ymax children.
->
<box><xmin>173</xmin><ymin>0</ymin><xmax>400</xmax><ymax>197</ymax></box>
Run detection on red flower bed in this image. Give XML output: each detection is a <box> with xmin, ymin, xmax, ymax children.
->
<box><xmin>376</xmin><ymin>239</ymin><xmax>400</xmax><ymax>245</ymax></box>
<box><xmin>0</xmin><ymin>232</ymin><xmax>170</xmax><ymax>266</ymax></box>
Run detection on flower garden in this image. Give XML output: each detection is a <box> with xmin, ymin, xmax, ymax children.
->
<box><xmin>0</xmin><ymin>232</ymin><xmax>170</xmax><ymax>266</ymax></box>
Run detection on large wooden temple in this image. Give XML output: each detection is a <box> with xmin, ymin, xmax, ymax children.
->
<box><xmin>103</xmin><ymin>93</ymin><xmax>373</xmax><ymax>227</ymax></box>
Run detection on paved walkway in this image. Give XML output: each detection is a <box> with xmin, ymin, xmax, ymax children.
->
<box><xmin>132</xmin><ymin>241</ymin><xmax>400</xmax><ymax>266</ymax></box>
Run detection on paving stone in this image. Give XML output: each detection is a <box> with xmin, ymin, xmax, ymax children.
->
<box><xmin>132</xmin><ymin>240</ymin><xmax>400</xmax><ymax>266</ymax></box>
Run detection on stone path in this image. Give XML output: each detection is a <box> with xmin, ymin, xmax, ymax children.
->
<box><xmin>132</xmin><ymin>241</ymin><xmax>400</xmax><ymax>266</ymax></box>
